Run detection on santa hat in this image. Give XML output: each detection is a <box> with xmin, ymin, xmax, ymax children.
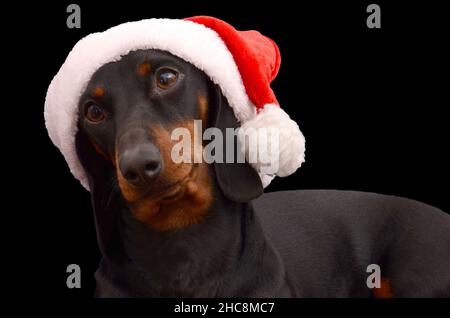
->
<box><xmin>44</xmin><ymin>16</ymin><xmax>305</xmax><ymax>190</ymax></box>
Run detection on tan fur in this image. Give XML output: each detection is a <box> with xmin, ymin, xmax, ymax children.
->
<box><xmin>372</xmin><ymin>277</ymin><xmax>394</xmax><ymax>298</ymax></box>
<box><xmin>92</xmin><ymin>86</ymin><xmax>105</xmax><ymax>98</ymax></box>
<box><xmin>116</xmin><ymin>120</ymin><xmax>213</xmax><ymax>231</ymax></box>
<box><xmin>198</xmin><ymin>92</ymin><xmax>209</xmax><ymax>126</ymax></box>
<box><xmin>88</xmin><ymin>135</ymin><xmax>112</xmax><ymax>163</ymax></box>
<box><xmin>137</xmin><ymin>62</ymin><xmax>151</xmax><ymax>76</ymax></box>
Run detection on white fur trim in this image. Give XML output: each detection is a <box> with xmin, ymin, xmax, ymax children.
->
<box><xmin>238</xmin><ymin>104</ymin><xmax>306</xmax><ymax>187</ymax></box>
<box><xmin>260</xmin><ymin>174</ymin><xmax>276</xmax><ymax>188</ymax></box>
<box><xmin>44</xmin><ymin>19</ymin><xmax>256</xmax><ymax>190</ymax></box>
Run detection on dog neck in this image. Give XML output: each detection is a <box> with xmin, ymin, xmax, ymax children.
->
<box><xmin>105</xmin><ymin>194</ymin><xmax>292</xmax><ymax>297</ymax></box>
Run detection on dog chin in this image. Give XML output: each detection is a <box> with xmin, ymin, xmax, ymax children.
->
<box><xmin>120</xmin><ymin>164</ymin><xmax>213</xmax><ymax>231</ymax></box>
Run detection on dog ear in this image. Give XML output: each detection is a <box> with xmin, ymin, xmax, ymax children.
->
<box><xmin>75</xmin><ymin>128</ymin><xmax>121</xmax><ymax>256</ymax></box>
<box><xmin>209</xmin><ymin>86</ymin><xmax>263</xmax><ymax>202</ymax></box>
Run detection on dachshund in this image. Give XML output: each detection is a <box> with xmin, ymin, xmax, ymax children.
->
<box><xmin>75</xmin><ymin>49</ymin><xmax>450</xmax><ymax>297</ymax></box>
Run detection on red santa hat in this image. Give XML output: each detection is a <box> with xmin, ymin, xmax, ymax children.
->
<box><xmin>44</xmin><ymin>16</ymin><xmax>305</xmax><ymax>189</ymax></box>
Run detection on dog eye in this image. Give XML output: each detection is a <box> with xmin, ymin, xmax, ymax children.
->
<box><xmin>85</xmin><ymin>102</ymin><xmax>106</xmax><ymax>123</ymax></box>
<box><xmin>156</xmin><ymin>68</ymin><xmax>178</xmax><ymax>89</ymax></box>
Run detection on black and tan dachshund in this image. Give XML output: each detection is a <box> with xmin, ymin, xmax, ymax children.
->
<box><xmin>75</xmin><ymin>49</ymin><xmax>450</xmax><ymax>297</ymax></box>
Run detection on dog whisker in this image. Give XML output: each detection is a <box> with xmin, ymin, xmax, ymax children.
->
<box><xmin>101</xmin><ymin>175</ymin><xmax>120</xmax><ymax>211</ymax></box>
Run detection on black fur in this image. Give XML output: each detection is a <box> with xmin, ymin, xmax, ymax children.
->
<box><xmin>75</xmin><ymin>49</ymin><xmax>450</xmax><ymax>297</ymax></box>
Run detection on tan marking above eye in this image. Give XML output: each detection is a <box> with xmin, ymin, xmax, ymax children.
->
<box><xmin>92</xmin><ymin>86</ymin><xmax>105</xmax><ymax>98</ymax></box>
<box><xmin>137</xmin><ymin>62</ymin><xmax>151</xmax><ymax>76</ymax></box>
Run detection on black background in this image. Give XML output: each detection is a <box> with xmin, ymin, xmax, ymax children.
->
<box><xmin>7</xmin><ymin>0</ymin><xmax>449</xmax><ymax>307</ymax></box>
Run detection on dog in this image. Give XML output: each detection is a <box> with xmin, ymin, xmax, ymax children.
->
<box><xmin>74</xmin><ymin>49</ymin><xmax>450</xmax><ymax>297</ymax></box>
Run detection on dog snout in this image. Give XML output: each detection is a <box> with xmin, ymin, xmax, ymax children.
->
<box><xmin>118</xmin><ymin>130</ymin><xmax>162</xmax><ymax>186</ymax></box>
<box><xmin>119</xmin><ymin>144</ymin><xmax>162</xmax><ymax>185</ymax></box>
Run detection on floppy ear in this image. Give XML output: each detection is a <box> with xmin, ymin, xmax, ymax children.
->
<box><xmin>210</xmin><ymin>86</ymin><xmax>263</xmax><ymax>202</ymax></box>
<box><xmin>75</xmin><ymin>127</ymin><xmax>122</xmax><ymax>256</ymax></box>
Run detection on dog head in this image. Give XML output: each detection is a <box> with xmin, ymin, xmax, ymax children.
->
<box><xmin>75</xmin><ymin>49</ymin><xmax>263</xmax><ymax>236</ymax></box>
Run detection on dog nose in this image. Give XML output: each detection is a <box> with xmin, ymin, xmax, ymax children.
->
<box><xmin>119</xmin><ymin>143</ymin><xmax>162</xmax><ymax>185</ymax></box>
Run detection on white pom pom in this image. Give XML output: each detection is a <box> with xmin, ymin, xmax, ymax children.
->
<box><xmin>237</xmin><ymin>104</ymin><xmax>305</xmax><ymax>187</ymax></box>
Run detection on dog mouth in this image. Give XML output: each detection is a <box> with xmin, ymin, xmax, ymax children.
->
<box><xmin>134</xmin><ymin>164</ymin><xmax>199</xmax><ymax>204</ymax></box>
<box><xmin>158</xmin><ymin>184</ymin><xmax>188</xmax><ymax>204</ymax></box>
